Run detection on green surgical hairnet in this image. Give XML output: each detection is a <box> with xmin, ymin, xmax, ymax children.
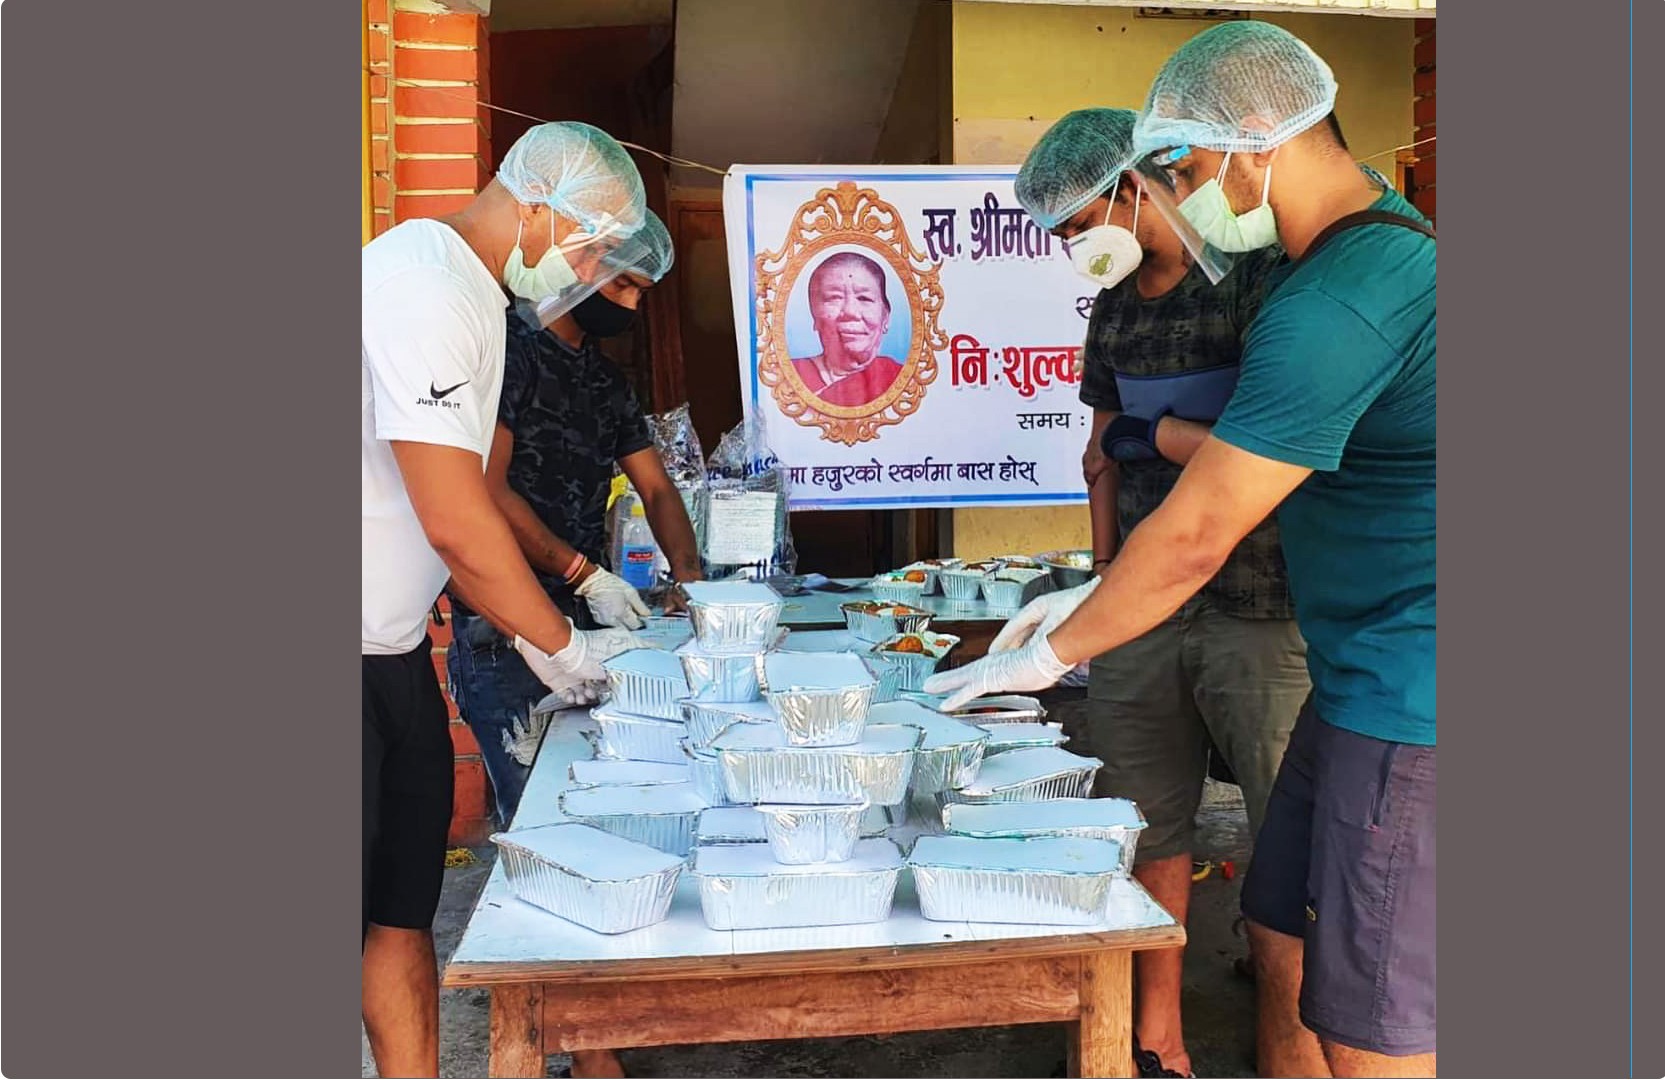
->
<box><xmin>1132</xmin><ymin>22</ymin><xmax>1339</xmax><ymax>158</ymax></box>
<box><xmin>1015</xmin><ymin>108</ymin><xmax>1140</xmax><ymax>230</ymax></box>
<box><xmin>496</xmin><ymin>121</ymin><xmax>648</xmax><ymax>239</ymax></box>
<box><xmin>632</xmin><ymin>210</ymin><xmax>675</xmax><ymax>283</ymax></box>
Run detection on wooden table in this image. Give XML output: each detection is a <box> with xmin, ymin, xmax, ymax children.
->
<box><xmin>446</xmin><ymin>710</ymin><xmax>1182</xmax><ymax>1077</ymax></box>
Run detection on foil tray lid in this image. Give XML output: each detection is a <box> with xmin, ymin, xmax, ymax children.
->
<box><xmin>591</xmin><ymin>704</ymin><xmax>689</xmax><ymax>727</ymax></box>
<box><xmin>683</xmin><ymin>699</ymin><xmax>777</xmax><ymax>722</ymax></box>
<box><xmin>712</xmin><ymin>722</ymin><xmax>922</xmax><ymax>755</ymax></box>
<box><xmin>570</xmin><ymin>759</ymin><xmax>692</xmax><ymax>786</ymax></box>
<box><xmin>909</xmin><ymin>834</ymin><xmax>1121</xmax><ymax>875</ymax></box>
<box><xmin>560</xmin><ymin>782</ymin><xmax>706</xmax><ymax>816</ymax></box>
<box><xmin>979</xmin><ymin>722</ymin><xmax>1067</xmax><ymax>749</ymax></box>
<box><xmin>681</xmin><ymin>581</ymin><xmax>784</xmax><ymax>607</ymax></box>
<box><xmin>603</xmin><ymin>647</ymin><xmax>689</xmax><ymax>682</ymax></box>
<box><xmin>693</xmin><ymin>837</ymin><xmax>903</xmax><ymax>877</ymax></box>
<box><xmin>763</xmin><ymin>650</ymin><xmax>877</xmax><ymax>692</ymax></box>
<box><xmin>866</xmin><ymin>701</ymin><xmax>985</xmax><ymax>750</ymax></box>
<box><xmin>491</xmin><ymin>822</ymin><xmax>684</xmax><ymax>880</ymax></box>
<box><xmin>696</xmin><ymin>806</ymin><xmax>770</xmax><ymax>842</ymax></box>
<box><xmin>954</xmin><ymin>746</ymin><xmax>1103</xmax><ymax>795</ymax></box>
<box><xmin>944</xmin><ymin>796</ymin><xmax>1145</xmax><ymax>833</ymax></box>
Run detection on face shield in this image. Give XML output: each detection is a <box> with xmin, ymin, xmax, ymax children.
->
<box><xmin>510</xmin><ymin>212</ymin><xmax>654</xmax><ymax>330</ymax></box>
<box><xmin>1128</xmin><ymin>148</ymin><xmax>1236</xmax><ymax>286</ymax></box>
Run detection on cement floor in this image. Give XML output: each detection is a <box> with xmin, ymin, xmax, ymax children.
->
<box><xmin>363</xmin><ymin>777</ymin><xmax>1257</xmax><ymax>1078</ymax></box>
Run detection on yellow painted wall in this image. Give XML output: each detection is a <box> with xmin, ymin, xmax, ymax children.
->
<box><xmin>944</xmin><ymin>1</ymin><xmax>1413</xmax><ymax>559</ymax></box>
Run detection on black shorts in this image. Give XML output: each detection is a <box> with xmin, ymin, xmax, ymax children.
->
<box><xmin>363</xmin><ymin>638</ymin><xmax>454</xmax><ymax>938</ymax></box>
<box><xmin>1241</xmin><ymin>697</ymin><xmax>1437</xmax><ymax>1056</ymax></box>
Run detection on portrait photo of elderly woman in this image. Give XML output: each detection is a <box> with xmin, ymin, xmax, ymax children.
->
<box><xmin>787</xmin><ymin>249</ymin><xmax>911</xmax><ymax>409</ymax></box>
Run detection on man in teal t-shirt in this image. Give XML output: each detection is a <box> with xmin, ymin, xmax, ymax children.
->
<box><xmin>923</xmin><ymin>22</ymin><xmax>1437</xmax><ymax>1079</ymax></box>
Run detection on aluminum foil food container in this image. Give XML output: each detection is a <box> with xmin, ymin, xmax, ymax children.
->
<box><xmin>763</xmin><ymin>651</ymin><xmax>877</xmax><ymax>747</ymax></box>
<box><xmin>993</xmin><ymin>554</ymin><xmax>1045</xmax><ymax>571</ymax></box>
<box><xmin>947</xmin><ymin>694</ymin><xmax>1049</xmax><ymax>726</ymax></box>
<box><xmin>980</xmin><ymin>568</ymin><xmax>1051</xmax><ymax>610</ymax></box>
<box><xmin>859</xmin><ymin>654</ymin><xmax>903</xmax><ymax>703</ymax></box>
<box><xmin>863</xmin><ymin>700</ymin><xmax>988</xmax><ymax>795</ymax></box>
<box><xmin>491</xmin><ymin>822</ymin><xmax>683</xmax><ymax>934</ymax></box>
<box><xmin>602</xmin><ymin>649</ymin><xmax>691</xmax><ymax>720</ymax></box>
<box><xmin>942</xmin><ymin>746</ymin><xmax>1103</xmax><ymax>805</ymax></box>
<box><xmin>691</xmin><ymin>839</ymin><xmax>904</xmax><ymax>930</ymax></box>
<box><xmin>589</xmin><ymin>704</ymin><xmax>691</xmax><ymax>765</ymax></box>
<box><xmin>867</xmin><ymin>632</ymin><xmax>960</xmax><ymax>692</ymax></box>
<box><xmin>558</xmin><ymin>782</ymin><xmax>707</xmax><ymax>857</ymax></box>
<box><xmin>979</xmin><ymin>721</ymin><xmax>1068</xmax><ymax>754</ymax></box>
<box><xmin>681</xmin><ymin>581</ymin><xmax>785</xmax><ymax>653</ymax></box>
<box><xmin>569</xmin><ymin>759</ymin><xmax>692</xmax><ymax>788</ymax></box>
<box><xmin>908</xmin><ymin>835</ymin><xmax>1122</xmax><ymax>925</ymax></box>
<box><xmin>941</xmin><ymin>797</ymin><xmax>1146</xmax><ymax>874</ymax></box>
<box><xmin>937</xmin><ymin>566</ymin><xmax>993</xmax><ymax>602</ymax></box>
<box><xmin>680</xmin><ymin>742</ymin><xmax>735</xmax><ymax>807</ymax></box>
<box><xmin>1037</xmin><ymin>548</ymin><xmax>1096</xmax><ymax>590</ymax></box>
<box><xmin>841</xmin><ymin>600</ymin><xmax>933</xmax><ymax>644</ymax></box>
<box><xmin>900</xmin><ymin>558</ymin><xmax>962</xmax><ymax>595</ymax></box>
<box><xmin>674</xmin><ymin>640</ymin><xmax>767</xmax><ymax>703</ymax></box>
<box><xmin>696</xmin><ymin>805</ymin><xmax>888</xmax><ymax>846</ymax></box>
<box><xmin>869</xmin><ymin>573</ymin><xmax>929</xmax><ymax>605</ymax></box>
<box><xmin>679</xmin><ymin>699</ymin><xmax>776</xmax><ymax>750</ymax></box>
<box><xmin>753</xmin><ymin>798</ymin><xmax>870</xmax><ymax>864</ymax></box>
<box><xmin>711</xmin><ymin>722</ymin><xmax>923</xmax><ymax>805</ymax></box>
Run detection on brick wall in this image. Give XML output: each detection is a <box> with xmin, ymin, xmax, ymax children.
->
<box><xmin>1411</xmin><ymin>18</ymin><xmax>1435</xmax><ymax>223</ymax></box>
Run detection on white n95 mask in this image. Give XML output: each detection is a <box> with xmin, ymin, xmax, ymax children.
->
<box><xmin>1065</xmin><ymin>181</ymin><xmax>1143</xmax><ymax>290</ymax></box>
<box><xmin>502</xmin><ymin>213</ymin><xmax>580</xmax><ymax>304</ymax></box>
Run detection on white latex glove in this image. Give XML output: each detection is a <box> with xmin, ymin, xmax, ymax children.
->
<box><xmin>505</xmin><ymin>711</ymin><xmax>549</xmax><ymax>767</ymax></box>
<box><xmin>987</xmin><ymin>577</ymin><xmax>1101</xmax><ymax>653</ymax></box>
<box><xmin>574</xmin><ymin>567</ymin><xmax>652</xmax><ymax>630</ymax></box>
<box><xmin>515</xmin><ymin>620</ymin><xmax>645</xmax><ymax>697</ymax></box>
<box><xmin>921</xmin><ymin>634</ymin><xmax>1074</xmax><ymax>713</ymax></box>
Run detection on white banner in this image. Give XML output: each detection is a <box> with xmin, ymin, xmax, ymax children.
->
<box><xmin>724</xmin><ymin>166</ymin><xmax>1097</xmax><ymax>511</ymax></box>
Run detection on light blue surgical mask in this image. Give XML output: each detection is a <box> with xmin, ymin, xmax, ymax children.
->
<box><xmin>1178</xmin><ymin>153</ymin><xmax>1278</xmax><ymax>253</ymax></box>
<box><xmin>501</xmin><ymin>213</ymin><xmax>579</xmax><ymax>304</ymax></box>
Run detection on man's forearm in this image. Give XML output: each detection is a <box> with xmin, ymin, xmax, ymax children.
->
<box><xmin>1154</xmin><ymin>416</ymin><xmax>1213</xmax><ymax>466</ymax></box>
<box><xmin>493</xmin><ymin>487</ymin><xmax>586</xmax><ymax>581</ymax></box>
<box><xmin>641</xmin><ymin>488</ymin><xmax>703</xmax><ymax>580</ymax></box>
<box><xmin>1088</xmin><ymin>469</ymin><xmax>1120</xmax><ymax>566</ymax></box>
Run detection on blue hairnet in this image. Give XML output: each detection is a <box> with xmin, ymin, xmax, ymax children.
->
<box><xmin>1132</xmin><ymin>22</ymin><xmax>1338</xmax><ymax>157</ymax></box>
<box><xmin>1015</xmin><ymin>108</ymin><xmax>1140</xmax><ymax>230</ymax></box>
<box><xmin>631</xmin><ymin>210</ymin><xmax>675</xmax><ymax>283</ymax></box>
<box><xmin>496</xmin><ymin>121</ymin><xmax>647</xmax><ymax>238</ymax></box>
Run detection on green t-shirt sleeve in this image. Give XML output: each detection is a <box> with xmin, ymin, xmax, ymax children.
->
<box><xmin>1212</xmin><ymin>287</ymin><xmax>1405</xmax><ymax>472</ymax></box>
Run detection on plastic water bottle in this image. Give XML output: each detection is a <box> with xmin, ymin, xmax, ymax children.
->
<box><xmin>617</xmin><ymin>500</ymin><xmax>659</xmax><ymax>592</ymax></box>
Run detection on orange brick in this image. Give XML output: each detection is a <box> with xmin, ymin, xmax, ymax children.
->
<box><xmin>372</xmin><ymin>137</ymin><xmax>390</xmax><ymax>173</ymax></box>
<box><xmin>370</xmin><ymin>100</ymin><xmax>390</xmax><ymax>136</ymax></box>
<box><xmin>392</xmin><ymin>46</ymin><xmax>480</xmax><ymax>83</ymax></box>
<box><xmin>396</xmin><ymin>84</ymin><xmax>477</xmax><ymax>121</ymax></box>
<box><xmin>368</xmin><ymin>0</ymin><xmax>389</xmax><ymax>24</ymax></box>
<box><xmin>396</xmin><ymin>192</ymin><xmax>474</xmax><ymax>219</ymax></box>
<box><xmin>448</xmin><ymin>813</ymin><xmax>494</xmax><ymax>849</ymax></box>
<box><xmin>373</xmin><ymin>210</ymin><xmax>394</xmax><ymax>236</ymax></box>
<box><xmin>393</xmin><ymin>11</ymin><xmax>478</xmax><ymax>47</ymax></box>
<box><xmin>368</xmin><ymin>27</ymin><xmax>389</xmax><ymax>65</ymax></box>
<box><xmin>372</xmin><ymin>174</ymin><xmax>393</xmax><ymax>209</ymax></box>
<box><xmin>395</xmin><ymin>120</ymin><xmax>484</xmax><ymax>156</ymax></box>
<box><xmin>396</xmin><ymin>155</ymin><xmax>482</xmax><ymax>191</ymax></box>
<box><xmin>450</xmin><ymin>756</ymin><xmax>492</xmax><ymax>842</ymax></box>
<box><xmin>450</xmin><ymin>719</ymin><xmax>480</xmax><ymax>756</ymax></box>
<box><xmin>370</xmin><ymin>73</ymin><xmax>388</xmax><ymax>98</ymax></box>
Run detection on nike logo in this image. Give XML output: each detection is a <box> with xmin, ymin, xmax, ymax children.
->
<box><xmin>429</xmin><ymin>379</ymin><xmax>469</xmax><ymax>399</ymax></box>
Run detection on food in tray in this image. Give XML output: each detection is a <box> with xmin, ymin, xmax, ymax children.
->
<box><xmin>844</xmin><ymin>600</ymin><xmax>929</xmax><ymax>617</ymax></box>
<box><xmin>888</xmin><ymin>634</ymin><xmax>927</xmax><ymax>654</ymax></box>
<box><xmin>902</xmin><ymin>569</ymin><xmax>929</xmax><ymax>583</ymax></box>
<box><xmin>960</xmin><ymin>560</ymin><xmax>1002</xmax><ymax>573</ymax></box>
<box><xmin>873</xmin><ymin>631</ymin><xmax>957</xmax><ymax>659</ymax></box>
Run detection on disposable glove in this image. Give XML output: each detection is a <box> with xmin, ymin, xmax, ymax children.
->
<box><xmin>574</xmin><ymin>567</ymin><xmax>652</xmax><ymax>629</ymax></box>
<box><xmin>922</xmin><ymin>634</ymin><xmax>1074</xmax><ymax>712</ymax></box>
<box><xmin>515</xmin><ymin>620</ymin><xmax>644</xmax><ymax>697</ymax></box>
<box><xmin>988</xmin><ymin>577</ymin><xmax>1101</xmax><ymax>653</ymax></box>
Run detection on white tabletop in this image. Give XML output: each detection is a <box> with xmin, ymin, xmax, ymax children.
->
<box><xmin>448</xmin><ymin>709</ymin><xmax>1178</xmax><ymax>974</ymax></box>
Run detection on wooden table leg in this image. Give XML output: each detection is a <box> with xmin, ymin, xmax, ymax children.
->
<box><xmin>490</xmin><ymin>983</ymin><xmax>545</xmax><ymax>1078</ymax></box>
<box><xmin>1074</xmin><ymin>950</ymin><xmax>1134</xmax><ymax>1079</ymax></box>
<box><xmin>570</xmin><ymin>1050</ymin><xmax>626</xmax><ymax>1078</ymax></box>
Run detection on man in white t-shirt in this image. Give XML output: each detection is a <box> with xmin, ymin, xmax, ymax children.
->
<box><xmin>361</xmin><ymin>121</ymin><xmax>649</xmax><ymax>1078</ymax></box>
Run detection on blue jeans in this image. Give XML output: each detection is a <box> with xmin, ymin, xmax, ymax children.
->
<box><xmin>444</xmin><ymin>612</ymin><xmax>551</xmax><ymax>828</ymax></box>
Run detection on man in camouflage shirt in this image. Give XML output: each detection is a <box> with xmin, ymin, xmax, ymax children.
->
<box><xmin>446</xmin><ymin>219</ymin><xmax>703</xmax><ymax>829</ymax></box>
<box><xmin>1017</xmin><ymin>109</ymin><xmax>1309</xmax><ymax>1078</ymax></box>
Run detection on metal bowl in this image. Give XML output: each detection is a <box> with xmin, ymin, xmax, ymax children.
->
<box><xmin>1037</xmin><ymin>548</ymin><xmax>1095</xmax><ymax>590</ymax></box>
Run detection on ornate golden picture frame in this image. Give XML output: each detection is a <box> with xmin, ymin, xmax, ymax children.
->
<box><xmin>754</xmin><ymin>181</ymin><xmax>947</xmax><ymax>447</ymax></box>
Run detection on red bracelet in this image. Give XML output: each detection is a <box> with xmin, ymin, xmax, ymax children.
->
<box><xmin>563</xmin><ymin>552</ymin><xmax>588</xmax><ymax>584</ymax></box>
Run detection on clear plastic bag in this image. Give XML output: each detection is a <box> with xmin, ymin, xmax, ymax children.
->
<box><xmin>606</xmin><ymin>404</ymin><xmax>712</xmax><ymax>602</ymax></box>
<box><xmin>704</xmin><ymin>413</ymin><xmax>797</xmax><ymax>581</ymax></box>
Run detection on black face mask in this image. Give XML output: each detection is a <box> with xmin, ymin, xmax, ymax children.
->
<box><xmin>571</xmin><ymin>290</ymin><xmax>638</xmax><ymax>338</ymax></box>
